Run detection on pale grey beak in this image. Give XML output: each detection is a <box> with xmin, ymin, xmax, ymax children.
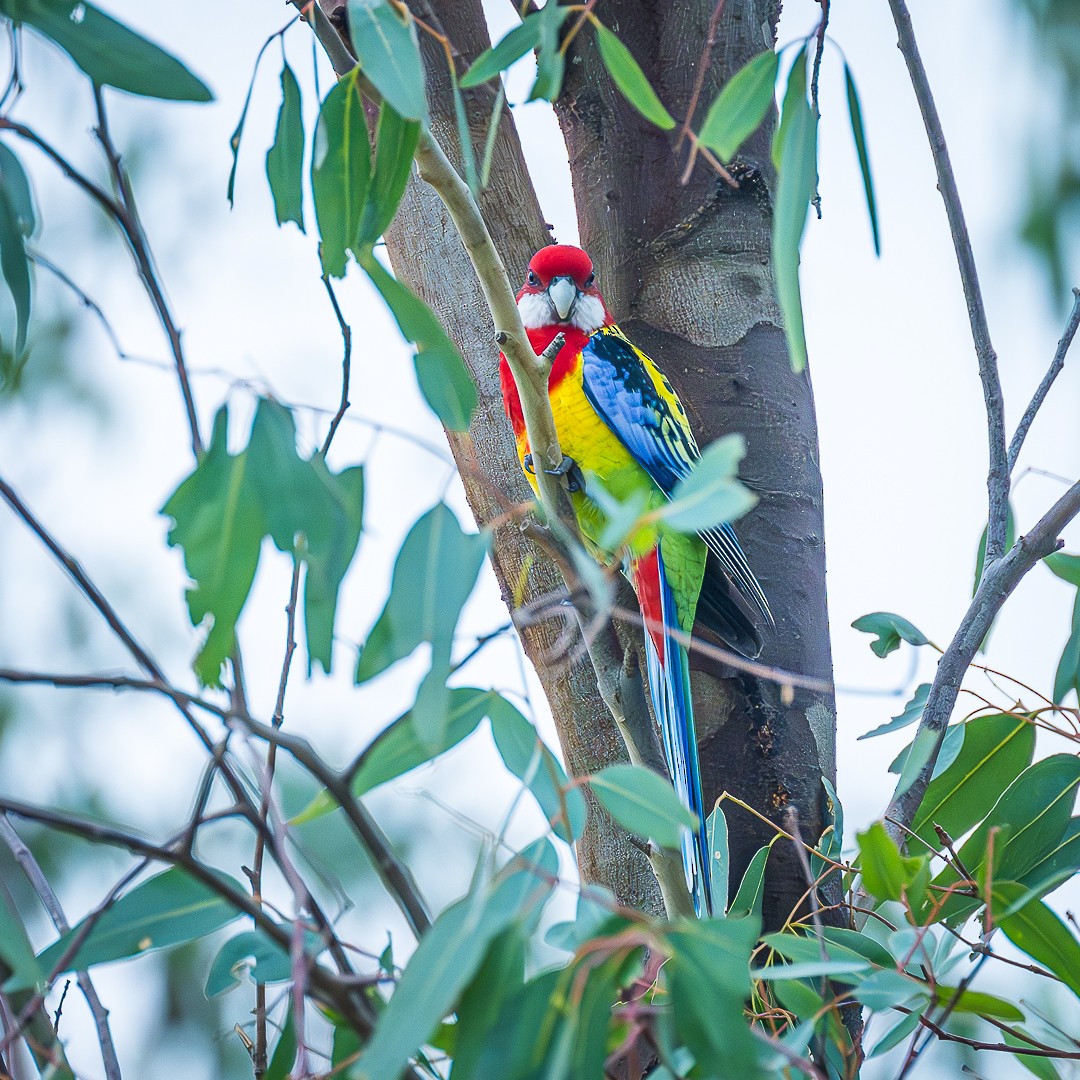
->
<box><xmin>547</xmin><ymin>276</ymin><xmax>578</xmax><ymax>321</ymax></box>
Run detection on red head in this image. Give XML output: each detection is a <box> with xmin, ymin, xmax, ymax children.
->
<box><xmin>516</xmin><ymin>244</ymin><xmax>611</xmax><ymax>334</ymax></box>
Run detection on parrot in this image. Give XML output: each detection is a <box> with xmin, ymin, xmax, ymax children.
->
<box><xmin>499</xmin><ymin>244</ymin><xmax>773</xmax><ymax>916</ymax></box>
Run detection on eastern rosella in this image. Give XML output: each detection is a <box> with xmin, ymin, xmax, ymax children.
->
<box><xmin>499</xmin><ymin>244</ymin><xmax>773</xmax><ymax>915</ymax></box>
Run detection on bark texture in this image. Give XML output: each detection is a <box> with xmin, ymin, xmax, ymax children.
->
<box><xmin>348</xmin><ymin>0</ymin><xmax>836</xmax><ymax>928</ymax></box>
<box><xmin>556</xmin><ymin>0</ymin><xmax>836</xmax><ymax>928</ymax></box>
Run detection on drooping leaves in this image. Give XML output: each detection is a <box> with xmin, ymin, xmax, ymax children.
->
<box><xmin>699</xmin><ymin>50</ymin><xmax>779</xmax><ymax>162</ymax></box>
<box><xmin>312</xmin><ymin>69</ymin><xmax>371</xmax><ymax>278</ymax></box>
<box><xmin>265</xmin><ymin>60</ymin><xmax>305</xmax><ymax>230</ymax></box>
<box><xmin>851</xmin><ymin>611</ymin><xmax>930</xmax><ymax>657</ymax></box>
<box><xmin>528</xmin><ymin>0</ymin><xmax>570</xmax><ymax>102</ymax></box>
<box><xmin>358</xmin><ymin>249</ymin><xmax>477</xmax><ymax>431</ymax></box>
<box><xmin>771</xmin><ymin>47</ymin><xmax>817</xmax><ymax>373</ymax></box>
<box><xmin>0</xmin><ymin>0</ymin><xmax>212</xmax><ymax>100</ymax></box>
<box><xmin>359</xmin><ymin>102</ymin><xmax>420</xmax><ymax>245</ymax></box>
<box><xmin>461</xmin><ymin>16</ymin><xmax>542</xmax><ymax>88</ymax></box>
<box><xmin>588</xmin><ymin>763</ymin><xmax>697</xmax><ymax>850</ymax></box>
<box><xmin>843</xmin><ymin>63</ymin><xmax>880</xmax><ymax>255</ymax></box>
<box><xmin>356</xmin><ymin>502</ymin><xmax>487</xmax><ymax>746</ymax></box>
<box><xmin>0</xmin><ymin>142</ymin><xmax>33</xmax><ymax>355</ymax></box>
<box><xmin>347</xmin><ymin>0</ymin><xmax>427</xmax><ymax>123</ymax></box>
<box><xmin>593</xmin><ymin>22</ymin><xmax>675</xmax><ymax>130</ymax></box>
<box><xmin>163</xmin><ymin>400</ymin><xmax>364</xmax><ymax>684</ymax></box>
<box><xmin>993</xmin><ymin>883</ymin><xmax>1080</xmax><ymax>999</ymax></box>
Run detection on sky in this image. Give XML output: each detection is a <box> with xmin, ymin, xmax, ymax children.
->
<box><xmin>0</xmin><ymin>0</ymin><xmax>1078</xmax><ymax>1076</ymax></box>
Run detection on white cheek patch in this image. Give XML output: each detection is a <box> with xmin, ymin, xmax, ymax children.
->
<box><xmin>571</xmin><ymin>295</ymin><xmax>606</xmax><ymax>334</ymax></box>
<box><xmin>517</xmin><ymin>292</ymin><xmax>553</xmax><ymax>329</ymax></box>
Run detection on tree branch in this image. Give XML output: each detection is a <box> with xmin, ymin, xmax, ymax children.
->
<box><xmin>887</xmin><ymin>0</ymin><xmax>1009</xmax><ymax>564</ymax></box>
<box><xmin>882</xmin><ymin>479</ymin><xmax>1080</xmax><ymax>845</ymax></box>
<box><xmin>1007</xmin><ymin>286</ymin><xmax>1080</xmax><ymax>472</ymax></box>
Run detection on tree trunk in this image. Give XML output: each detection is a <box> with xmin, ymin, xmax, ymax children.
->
<box><xmin>344</xmin><ymin>0</ymin><xmax>836</xmax><ymax>928</ymax></box>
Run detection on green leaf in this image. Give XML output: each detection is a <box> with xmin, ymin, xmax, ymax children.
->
<box><xmin>857</xmin><ymin>822</ymin><xmax>926</xmax><ymax>903</ymax></box>
<box><xmin>658</xmin><ymin>433</ymin><xmax>757</xmax><ymax>533</ymax></box>
<box><xmin>264</xmin><ymin>1002</ymin><xmax>297</xmax><ymax>1080</ymax></box>
<box><xmin>666</xmin><ymin>918</ymin><xmax>775</xmax><ymax>1077</ymax></box>
<box><xmin>227</xmin><ymin>36</ymin><xmax>274</xmax><ymax>206</ymax></box>
<box><xmin>853</xmin><ymin>968</ymin><xmax>928</xmax><ymax>1012</ymax></box>
<box><xmin>1045</xmin><ymin>550</ymin><xmax>1080</xmax><ymax>587</ymax></box>
<box><xmin>352</xmin><ymin>850</ymin><xmax>554</xmax><ymax>1080</ymax></box>
<box><xmin>588</xmin><ymin>762</ymin><xmax>697</xmax><ymax>850</ymax></box>
<box><xmin>868</xmin><ymin>1011</ymin><xmax>921</xmax><ymax>1058</ymax></box>
<box><xmin>163</xmin><ymin>407</ymin><xmax>264</xmax><ymax>686</ymax></box>
<box><xmin>593</xmin><ymin>22</ymin><xmax>675</xmax><ymax>130</ymax></box>
<box><xmin>771</xmin><ymin>47</ymin><xmax>817</xmax><ymax>373</ymax></box>
<box><xmin>993</xmin><ymin>883</ymin><xmax>1080</xmax><ymax>999</ymax></box>
<box><xmin>698</xmin><ymin>51</ymin><xmax>779</xmax><ymax>162</ymax></box>
<box><xmin>728</xmin><ymin>840</ymin><xmax>773</xmax><ymax>918</ymax></box>
<box><xmin>35</xmin><ymin>868</ymin><xmax>239</xmax><ymax>981</ymax></box>
<box><xmin>449</xmin><ymin>69</ymin><xmax>480</xmax><ymax>197</ymax></box>
<box><xmin>843</xmin><ymin>64</ymin><xmax>880</xmax><ymax>255</ymax></box>
<box><xmin>1016</xmin><ymin>817</ymin><xmax>1080</xmax><ymax>902</ymax></box>
<box><xmin>460</xmin><ymin>16</ymin><xmax>543</xmax><ymax>88</ymax></box>
<box><xmin>1053</xmin><ymin>589</ymin><xmax>1080</xmax><ymax>705</ymax></box>
<box><xmin>1004</xmin><ymin>1030</ymin><xmax>1064</xmax><ymax>1080</ymax></box>
<box><xmin>754</xmin><ymin>958</ymin><xmax>869</xmax><ymax>981</ymax></box>
<box><xmin>358</xmin><ymin>102</ymin><xmax>420</xmax><ymax>245</ymax></box>
<box><xmin>762</xmin><ymin>930</ymin><xmax>879</xmax><ymax>981</ymax></box>
<box><xmin>934</xmin><ymin>984</ymin><xmax>1024</xmax><ymax>1021</ymax></box>
<box><xmin>818</xmin><ymin>926</ymin><xmax>895</xmax><ymax>969</ymax></box>
<box><xmin>356</xmin><ymin>503</ymin><xmax>487</xmax><ymax>746</ymax></box>
<box><xmin>893</xmin><ymin>723</ymin><xmax>939</xmax><ymax>798</ymax></box>
<box><xmin>0</xmin><ymin>886</ymin><xmax>44</xmax><ymax>992</ymax></box>
<box><xmin>0</xmin><ymin>143</ymin><xmax>36</xmax><ymax>237</ymax></box>
<box><xmin>346</xmin><ymin>0</ymin><xmax>427</xmax><ymax>123</ymax></box>
<box><xmin>1</xmin><ymin>0</ymin><xmax>211</xmax><ymax>100</ymax></box>
<box><xmin>488</xmin><ymin>695</ymin><xmax>586</xmax><ymax>843</ymax></box>
<box><xmin>911</xmin><ymin>713</ymin><xmax>1035</xmax><ymax>848</ymax></box>
<box><xmin>0</xmin><ymin>161</ymin><xmax>31</xmax><ymax>355</ymax></box>
<box><xmin>706</xmin><ymin>805</ymin><xmax>729</xmax><ymax>915</ymax></box>
<box><xmin>358</xmin><ymin>248</ymin><xmax>477</xmax><ymax>431</ymax></box>
<box><xmin>528</xmin><ymin>0</ymin><xmax>569</xmax><ymax>102</ymax></box>
<box><xmin>859</xmin><ymin>682</ymin><xmax>930</xmax><ymax>740</ymax></box>
<box><xmin>265</xmin><ymin>60</ymin><xmax>305</xmax><ymax>231</ymax></box>
<box><xmin>544</xmin><ymin>884</ymin><xmax>624</xmax><ymax>952</ymax></box>
<box><xmin>312</xmin><ymin>69</ymin><xmax>371</xmax><ymax>278</ymax></box>
<box><xmin>889</xmin><ymin>721</ymin><xmax>963</xmax><ymax>781</ymax></box>
<box><xmin>205</xmin><ymin>930</ymin><xmax>293</xmax><ymax>997</ymax></box>
<box><xmin>851</xmin><ymin>611</ymin><xmax>930</xmax><ymax>657</ymax></box>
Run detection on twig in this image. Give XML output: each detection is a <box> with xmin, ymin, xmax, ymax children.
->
<box><xmin>90</xmin><ymin>87</ymin><xmax>202</xmax><ymax>456</ymax></box>
<box><xmin>0</xmin><ymin>815</ymin><xmax>123</xmax><ymax>1080</ymax></box>
<box><xmin>880</xmin><ymin>480</ymin><xmax>1080</xmax><ymax>848</ymax></box>
<box><xmin>898</xmin><ymin>1005</ymin><xmax>1080</xmax><ymax>1061</ymax></box>
<box><xmin>887</xmin><ymin>0</ymin><xmax>1009</xmax><ymax>566</ymax></box>
<box><xmin>1007</xmin><ymin>286</ymin><xmax>1080</xmax><ymax>472</ymax></box>
<box><xmin>676</xmin><ymin>0</ymin><xmax>727</xmax><ymax>150</ymax></box>
<box><xmin>319</xmin><ymin>275</ymin><xmax>353</xmax><ymax>456</ymax></box>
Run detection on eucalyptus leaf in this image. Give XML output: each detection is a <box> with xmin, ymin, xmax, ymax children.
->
<box><xmin>859</xmin><ymin>682</ymin><xmax>930</xmax><ymax>740</ymax></box>
<box><xmin>699</xmin><ymin>50</ymin><xmax>779</xmax><ymax>161</ymax></box>
<box><xmin>460</xmin><ymin>16</ymin><xmax>542</xmax><ymax>88</ymax></box>
<box><xmin>265</xmin><ymin>60</ymin><xmax>305</xmax><ymax>230</ymax></box>
<box><xmin>594</xmin><ymin>22</ymin><xmax>675</xmax><ymax>130</ymax></box>
<box><xmin>346</xmin><ymin>0</ymin><xmax>427</xmax><ymax>123</ymax></box>
<box><xmin>843</xmin><ymin>63</ymin><xmax>880</xmax><ymax>255</ymax></box>
<box><xmin>588</xmin><ymin>762</ymin><xmax>697</xmax><ymax>849</ymax></box>
<box><xmin>659</xmin><ymin>434</ymin><xmax>756</xmax><ymax>532</ymax></box>
<box><xmin>852</xmin><ymin>611</ymin><xmax>930</xmax><ymax>657</ymax></box>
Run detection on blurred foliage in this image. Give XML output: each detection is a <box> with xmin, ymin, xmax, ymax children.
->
<box><xmin>1014</xmin><ymin>0</ymin><xmax>1080</xmax><ymax>302</ymax></box>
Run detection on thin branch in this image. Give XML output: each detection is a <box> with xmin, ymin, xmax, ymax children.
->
<box><xmin>0</xmin><ymin>815</ymin><xmax>122</xmax><ymax>1080</ymax></box>
<box><xmin>901</xmin><ymin>1006</ymin><xmax>1080</xmax><ymax>1061</ymax></box>
<box><xmin>676</xmin><ymin>0</ymin><xmax>727</xmax><ymax>150</ymax></box>
<box><xmin>1007</xmin><ymin>286</ymin><xmax>1080</xmax><ymax>472</ymax></box>
<box><xmin>887</xmin><ymin>0</ymin><xmax>1009</xmax><ymax>566</ymax></box>
<box><xmin>319</xmin><ymin>275</ymin><xmax>353</xmax><ymax>456</ymax></box>
<box><xmin>90</xmin><ymin>87</ymin><xmax>202</xmax><ymax>456</ymax></box>
<box><xmin>881</xmin><ymin>480</ymin><xmax>1080</xmax><ymax>847</ymax></box>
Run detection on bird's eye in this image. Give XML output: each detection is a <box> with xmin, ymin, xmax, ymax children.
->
<box><xmin>527</xmin><ymin>270</ymin><xmax>540</xmax><ymax>287</ymax></box>
<box><xmin>584</xmin><ymin>272</ymin><xmax>596</xmax><ymax>288</ymax></box>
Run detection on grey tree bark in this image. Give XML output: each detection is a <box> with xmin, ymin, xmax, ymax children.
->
<box><xmin>344</xmin><ymin>0</ymin><xmax>836</xmax><ymax>929</ymax></box>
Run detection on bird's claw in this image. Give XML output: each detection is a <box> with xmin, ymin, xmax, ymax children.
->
<box><xmin>522</xmin><ymin>453</ymin><xmax>584</xmax><ymax>493</ymax></box>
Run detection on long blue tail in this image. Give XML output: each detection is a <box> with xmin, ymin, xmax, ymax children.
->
<box><xmin>639</xmin><ymin>550</ymin><xmax>712</xmax><ymax>917</ymax></box>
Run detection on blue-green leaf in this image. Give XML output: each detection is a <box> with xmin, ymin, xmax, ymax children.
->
<box><xmin>771</xmin><ymin>47</ymin><xmax>817</xmax><ymax>373</ymax></box>
<box><xmin>594</xmin><ymin>23</ymin><xmax>675</xmax><ymax>130</ymax></box>
<box><xmin>851</xmin><ymin>611</ymin><xmax>930</xmax><ymax>657</ymax></box>
<box><xmin>0</xmin><ymin>0</ymin><xmax>212</xmax><ymax>101</ymax></box>
<box><xmin>859</xmin><ymin>682</ymin><xmax>930</xmax><ymax>740</ymax></box>
<box><xmin>699</xmin><ymin>51</ymin><xmax>779</xmax><ymax>162</ymax></box>
<box><xmin>347</xmin><ymin>0</ymin><xmax>427</xmax><ymax>123</ymax></box>
<box><xmin>461</xmin><ymin>16</ymin><xmax>543</xmax><ymax>88</ymax></box>
<box><xmin>1054</xmin><ymin>590</ymin><xmax>1080</xmax><ymax>705</ymax></box>
<box><xmin>658</xmin><ymin>433</ymin><xmax>756</xmax><ymax>533</ymax></box>
<box><xmin>265</xmin><ymin>60</ymin><xmax>305</xmax><ymax>231</ymax></box>
<box><xmin>588</xmin><ymin>763</ymin><xmax>697</xmax><ymax>850</ymax></box>
<box><xmin>843</xmin><ymin>63</ymin><xmax>879</xmax><ymax>255</ymax></box>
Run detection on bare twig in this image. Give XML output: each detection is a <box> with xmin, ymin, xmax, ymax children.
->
<box><xmin>676</xmin><ymin>0</ymin><xmax>727</xmax><ymax>150</ymax></box>
<box><xmin>887</xmin><ymin>0</ymin><xmax>1009</xmax><ymax>566</ymax></box>
<box><xmin>319</xmin><ymin>275</ymin><xmax>353</xmax><ymax>456</ymax></box>
<box><xmin>1007</xmin><ymin>286</ymin><xmax>1080</xmax><ymax>472</ymax></box>
<box><xmin>0</xmin><ymin>815</ymin><xmax>123</xmax><ymax>1080</ymax></box>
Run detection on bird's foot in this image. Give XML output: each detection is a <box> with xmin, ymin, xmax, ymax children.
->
<box><xmin>523</xmin><ymin>453</ymin><xmax>584</xmax><ymax>493</ymax></box>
